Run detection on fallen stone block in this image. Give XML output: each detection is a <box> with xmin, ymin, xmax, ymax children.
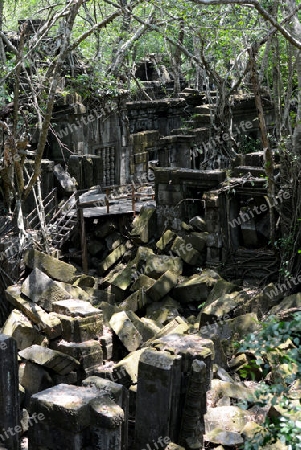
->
<box><xmin>184</xmin><ymin>232</ymin><xmax>208</xmax><ymax>253</ymax></box>
<box><xmin>130</xmin><ymin>274</ymin><xmax>156</xmax><ymax>292</ymax></box>
<box><xmin>171</xmin><ymin>236</ymin><xmax>201</xmax><ymax>265</ymax></box>
<box><xmin>98</xmin><ymin>244</ymin><xmax>128</xmax><ymax>275</ymax></box>
<box><xmin>146</xmin><ymin>298</ymin><xmax>180</xmax><ymax>326</ymax></box>
<box><xmin>130</xmin><ymin>206</ymin><xmax>156</xmax><ymax>243</ymax></box>
<box><xmin>60</xmin><ymin>313</ymin><xmax>103</xmax><ymax>343</ymax></box>
<box><xmin>23</xmin><ymin>249</ymin><xmax>79</xmax><ymax>283</ymax></box>
<box><xmin>21</xmin><ymin>268</ymin><xmax>70</xmax><ymax>311</ymax></box>
<box><xmin>52</xmin><ymin>299</ymin><xmax>101</xmax><ymax>317</ymax></box>
<box><xmin>189</xmin><ymin>216</ymin><xmax>207</xmax><ymax>231</ymax></box>
<box><xmin>19</xmin><ymin>345</ymin><xmax>80</xmax><ymax>375</ymax></box>
<box><xmin>19</xmin><ymin>361</ymin><xmax>53</xmax><ymax>407</ymax></box>
<box><xmin>144</xmin><ymin>254</ymin><xmax>183</xmax><ymax>279</ymax></box>
<box><xmin>205</xmin><ymin>406</ymin><xmax>250</xmax><ymax>434</ymax></box>
<box><xmin>204</xmin><ymin>429</ymin><xmax>243</xmax><ymax>447</ymax></box>
<box><xmin>2</xmin><ymin>310</ymin><xmax>45</xmax><ymax>350</ymax></box>
<box><xmin>156</xmin><ymin>230</ymin><xmax>176</xmax><ymax>251</ymax></box>
<box><xmin>200</xmin><ymin>291</ymin><xmax>250</xmax><ymax>327</ymax></box>
<box><xmin>119</xmin><ymin>289</ymin><xmax>150</xmax><ymax>312</ymax></box>
<box><xmin>5</xmin><ymin>285</ymin><xmax>62</xmax><ymax>339</ymax></box>
<box><xmin>172</xmin><ymin>270</ymin><xmax>221</xmax><ymax>303</ymax></box>
<box><xmin>109</xmin><ymin>311</ymin><xmax>143</xmax><ymax>352</ymax></box>
<box><xmin>113</xmin><ymin>349</ymin><xmax>148</xmax><ymax>386</ymax></box>
<box><xmin>146</xmin><ymin>270</ymin><xmax>178</xmax><ymax>302</ymax></box>
<box><xmin>56</xmin><ymin>340</ymin><xmax>103</xmax><ymax>376</ymax></box>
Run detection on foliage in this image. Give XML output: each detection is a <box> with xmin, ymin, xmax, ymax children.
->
<box><xmin>238</xmin><ymin>313</ymin><xmax>301</xmax><ymax>449</ymax></box>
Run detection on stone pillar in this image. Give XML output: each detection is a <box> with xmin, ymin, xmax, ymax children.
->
<box><xmin>135</xmin><ymin>349</ymin><xmax>182</xmax><ymax>449</ymax></box>
<box><xmin>0</xmin><ymin>335</ymin><xmax>20</xmax><ymax>450</ymax></box>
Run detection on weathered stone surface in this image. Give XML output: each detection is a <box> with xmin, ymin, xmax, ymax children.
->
<box><xmin>204</xmin><ymin>429</ymin><xmax>243</xmax><ymax>446</ymax></box>
<box><xmin>146</xmin><ymin>298</ymin><xmax>180</xmax><ymax>326</ymax></box>
<box><xmin>146</xmin><ymin>270</ymin><xmax>178</xmax><ymax>302</ymax></box>
<box><xmin>29</xmin><ymin>384</ymin><xmax>99</xmax><ymax>432</ymax></box>
<box><xmin>143</xmin><ymin>316</ymin><xmax>189</xmax><ymax>348</ymax></box>
<box><xmin>60</xmin><ymin>313</ymin><xmax>103</xmax><ymax>343</ymax></box>
<box><xmin>119</xmin><ymin>289</ymin><xmax>150</xmax><ymax>312</ymax></box>
<box><xmin>52</xmin><ymin>299</ymin><xmax>101</xmax><ymax>317</ymax></box>
<box><xmin>189</xmin><ymin>215</ymin><xmax>207</xmax><ymax>231</ymax></box>
<box><xmin>208</xmin><ymin>380</ymin><xmax>255</xmax><ymax>407</ymax></box>
<box><xmin>23</xmin><ymin>249</ymin><xmax>79</xmax><ymax>283</ymax></box>
<box><xmin>0</xmin><ymin>335</ymin><xmax>20</xmax><ymax>450</ymax></box>
<box><xmin>130</xmin><ymin>274</ymin><xmax>156</xmax><ymax>292</ymax></box>
<box><xmin>21</xmin><ymin>268</ymin><xmax>70</xmax><ymax>311</ymax></box>
<box><xmin>200</xmin><ymin>291</ymin><xmax>249</xmax><ymax>326</ymax></box>
<box><xmin>5</xmin><ymin>285</ymin><xmax>62</xmax><ymax>339</ymax></box>
<box><xmin>156</xmin><ymin>230</ymin><xmax>176</xmax><ymax>251</ymax></box>
<box><xmin>144</xmin><ymin>254</ymin><xmax>183</xmax><ymax>279</ymax></box>
<box><xmin>98</xmin><ymin>302</ymin><xmax>122</xmax><ymax>325</ymax></box>
<box><xmin>113</xmin><ymin>349</ymin><xmax>147</xmax><ymax>386</ymax></box>
<box><xmin>269</xmin><ymin>292</ymin><xmax>301</xmax><ymax>316</ymax></box>
<box><xmin>125</xmin><ymin>310</ymin><xmax>158</xmax><ymax>342</ymax></box>
<box><xmin>205</xmin><ymin>406</ymin><xmax>250</xmax><ymax>434</ymax></box>
<box><xmin>19</xmin><ymin>362</ymin><xmax>53</xmax><ymax>407</ymax></box>
<box><xmin>165</xmin><ymin>444</ymin><xmax>185</xmax><ymax>450</ymax></box>
<box><xmin>185</xmin><ymin>232</ymin><xmax>208</xmax><ymax>253</ymax></box>
<box><xmin>56</xmin><ymin>340</ymin><xmax>103</xmax><ymax>375</ymax></box>
<box><xmin>2</xmin><ymin>310</ymin><xmax>45</xmax><ymax>350</ymax></box>
<box><xmin>135</xmin><ymin>349</ymin><xmax>182</xmax><ymax>449</ymax></box>
<box><xmin>19</xmin><ymin>345</ymin><xmax>80</xmax><ymax>375</ymax></box>
<box><xmin>98</xmin><ymin>244</ymin><xmax>128</xmax><ymax>275</ymax></box>
<box><xmin>205</xmin><ymin>279</ymin><xmax>239</xmax><ymax>306</ymax></box>
<box><xmin>106</xmin><ymin>231</ymin><xmax>125</xmax><ymax>251</ymax></box>
<box><xmin>109</xmin><ymin>311</ymin><xmax>143</xmax><ymax>352</ymax></box>
<box><xmin>172</xmin><ymin>270</ymin><xmax>221</xmax><ymax>303</ymax></box>
<box><xmin>171</xmin><ymin>236</ymin><xmax>201</xmax><ymax>265</ymax></box>
<box><xmin>130</xmin><ymin>206</ymin><xmax>156</xmax><ymax>243</ymax></box>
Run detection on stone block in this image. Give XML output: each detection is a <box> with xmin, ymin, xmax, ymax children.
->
<box><xmin>60</xmin><ymin>313</ymin><xmax>103</xmax><ymax>343</ymax></box>
<box><xmin>52</xmin><ymin>299</ymin><xmax>101</xmax><ymax>317</ymax></box>
<box><xmin>19</xmin><ymin>362</ymin><xmax>53</xmax><ymax>407</ymax></box>
<box><xmin>21</xmin><ymin>268</ymin><xmax>70</xmax><ymax>311</ymax></box>
<box><xmin>189</xmin><ymin>216</ymin><xmax>207</xmax><ymax>231</ymax></box>
<box><xmin>56</xmin><ymin>340</ymin><xmax>103</xmax><ymax>375</ymax></box>
<box><xmin>5</xmin><ymin>286</ymin><xmax>62</xmax><ymax>339</ymax></box>
<box><xmin>144</xmin><ymin>255</ymin><xmax>183</xmax><ymax>279</ymax></box>
<box><xmin>172</xmin><ymin>270</ymin><xmax>221</xmax><ymax>303</ymax></box>
<box><xmin>98</xmin><ymin>244</ymin><xmax>128</xmax><ymax>275</ymax></box>
<box><xmin>156</xmin><ymin>230</ymin><xmax>176</xmax><ymax>251</ymax></box>
<box><xmin>19</xmin><ymin>345</ymin><xmax>80</xmax><ymax>375</ymax></box>
<box><xmin>2</xmin><ymin>310</ymin><xmax>45</xmax><ymax>350</ymax></box>
<box><xmin>23</xmin><ymin>249</ymin><xmax>79</xmax><ymax>283</ymax></box>
<box><xmin>130</xmin><ymin>206</ymin><xmax>157</xmax><ymax>244</ymax></box>
<box><xmin>146</xmin><ymin>270</ymin><xmax>178</xmax><ymax>302</ymax></box>
<box><xmin>109</xmin><ymin>311</ymin><xmax>143</xmax><ymax>352</ymax></box>
<box><xmin>171</xmin><ymin>236</ymin><xmax>201</xmax><ymax>265</ymax></box>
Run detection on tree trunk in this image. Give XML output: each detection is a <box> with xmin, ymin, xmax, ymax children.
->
<box><xmin>248</xmin><ymin>46</ymin><xmax>275</xmax><ymax>243</ymax></box>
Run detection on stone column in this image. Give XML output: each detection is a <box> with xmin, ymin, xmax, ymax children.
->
<box><xmin>0</xmin><ymin>335</ymin><xmax>20</xmax><ymax>450</ymax></box>
<box><xmin>134</xmin><ymin>349</ymin><xmax>182</xmax><ymax>449</ymax></box>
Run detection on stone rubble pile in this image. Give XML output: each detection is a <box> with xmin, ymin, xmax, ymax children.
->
<box><xmin>0</xmin><ymin>209</ymin><xmax>299</xmax><ymax>450</ymax></box>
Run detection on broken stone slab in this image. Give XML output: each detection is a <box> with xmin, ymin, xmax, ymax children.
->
<box><xmin>52</xmin><ymin>299</ymin><xmax>102</xmax><ymax>317</ymax></box>
<box><xmin>55</xmin><ymin>340</ymin><xmax>103</xmax><ymax>376</ymax></box>
<box><xmin>268</xmin><ymin>291</ymin><xmax>301</xmax><ymax>316</ymax></box>
<box><xmin>165</xmin><ymin>444</ymin><xmax>185</xmax><ymax>450</ymax></box>
<box><xmin>205</xmin><ymin>406</ymin><xmax>250</xmax><ymax>434</ymax></box>
<box><xmin>142</xmin><ymin>316</ymin><xmax>189</xmax><ymax>348</ymax></box>
<box><xmin>130</xmin><ymin>205</ymin><xmax>156</xmax><ymax>243</ymax></box>
<box><xmin>146</xmin><ymin>270</ymin><xmax>178</xmax><ymax>302</ymax></box>
<box><xmin>23</xmin><ymin>249</ymin><xmax>79</xmax><ymax>283</ymax></box>
<box><xmin>125</xmin><ymin>310</ymin><xmax>158</xmax><ymax>342</ymax></box>
<box><xmin>106</xmin><ymin>231</ymin><xmax>125</xmax><ymax>251</ymax></box>
<box><xmin>19</xmin><ymin>345</ymin><xmax>80</xmax><ymax>375</ymax></box>
<box><xmin>5</xmin><ymin>285</ymin><xmax>62</xmax><ymax>339</ymax></box>
<box><xmin>119</xmin><ymin>289</ymin><xmax>150</xmax><ymax>312</ymax></box>
<box><xmin>19</xmin><ymin>361</ymin><xmax>53</xmax><ymax>408</ymax></box>
<box><xmin>184</xmin><ymin>232</ymin><xmax>208</xmax><ymax>253</ymax></box>
<box><xmin>21</xmin><ymin>268</ymin><xmax>70</xmax><ymax>312</ymax></box>
<box><xmin>200</xmin><ymin>291</ymin><xmax>250</xmax><ymax>327</ymax></box>
<box><xmin>172</xmin><ymin>270</ymin><xmax>221</xmax><ymax>303</ymax></box>
<box><xmin>205</xmin><ymin>279</ymin><xmax>239</xmax><ymax>306</ymax></box>
<box><xmin>144</xmin><ymin>254</ymin><xmax>183</xmax><ymax>279</ymax></box>
<box><xmin>133</xmin><ymin>246</ymin><xmax>154</xmax><ymax>266</ymax></box>
<box><xmin>146</xmin><ymin>298</ymin><xmax>181</xmax><ymax>326</ymax></box>
<box><xmin>156</xmin><ymin>229</ymin><xmax>176</xmax><ymax>251</ymax></box>
<box><xmin>2</xmin><ymin>309</ymin><xmax>45</xmax><ymax>350</ymax></box>
<box><xmin>112</xmin><ymin>349</ymin><xmax>148</xmax><ymax>386</ymax></box>
<box><xmin>189</xmin><ymin>216</ymin><xmax>207</xmax><ymax>231</ymax></box>
<box><xmin>209</xmin><ymin>379</ymin><xmax>256</xmax><ymax>407</ymax></box>
<box><xmin>98</xmin><ymin>302</ymin><xmax>122</xmax><ymax>326</ymax></box>
<box><xmin>56</xmin><ymin>281</ymin><xmax>94</xmax><ymax>302</ymax></box>
<box><xmin>204</xmin><ymin>429</ymin><xmax>243</xmax><ymax>447</ymax></box>
<box><xmin>110</xmin><ymin>262</ymin><xmax>137</xmax><ymax>302</ymax></box>
<box><xmin>130</xmin><ymin>274</ymin><xmax>156</xmax><ymax>292</ymax></box>
<box><xmin>98</xmin><ymin>244</ymin><xmax>128</xmax><ymax>276</ymax></box>
<box><xmin>59</xmin><ymin>313</ymin><xmax>103</xmax><ymax>343</ymax></box>
<box><xmin>109</xmin><ymin>311</ymin><xmax>143</xmax><ymax>352</ymax></box>
<box><xmin>171</xmin><ymin>236</ymin><xmax>201</xmax><ymax>265</ymax></box>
